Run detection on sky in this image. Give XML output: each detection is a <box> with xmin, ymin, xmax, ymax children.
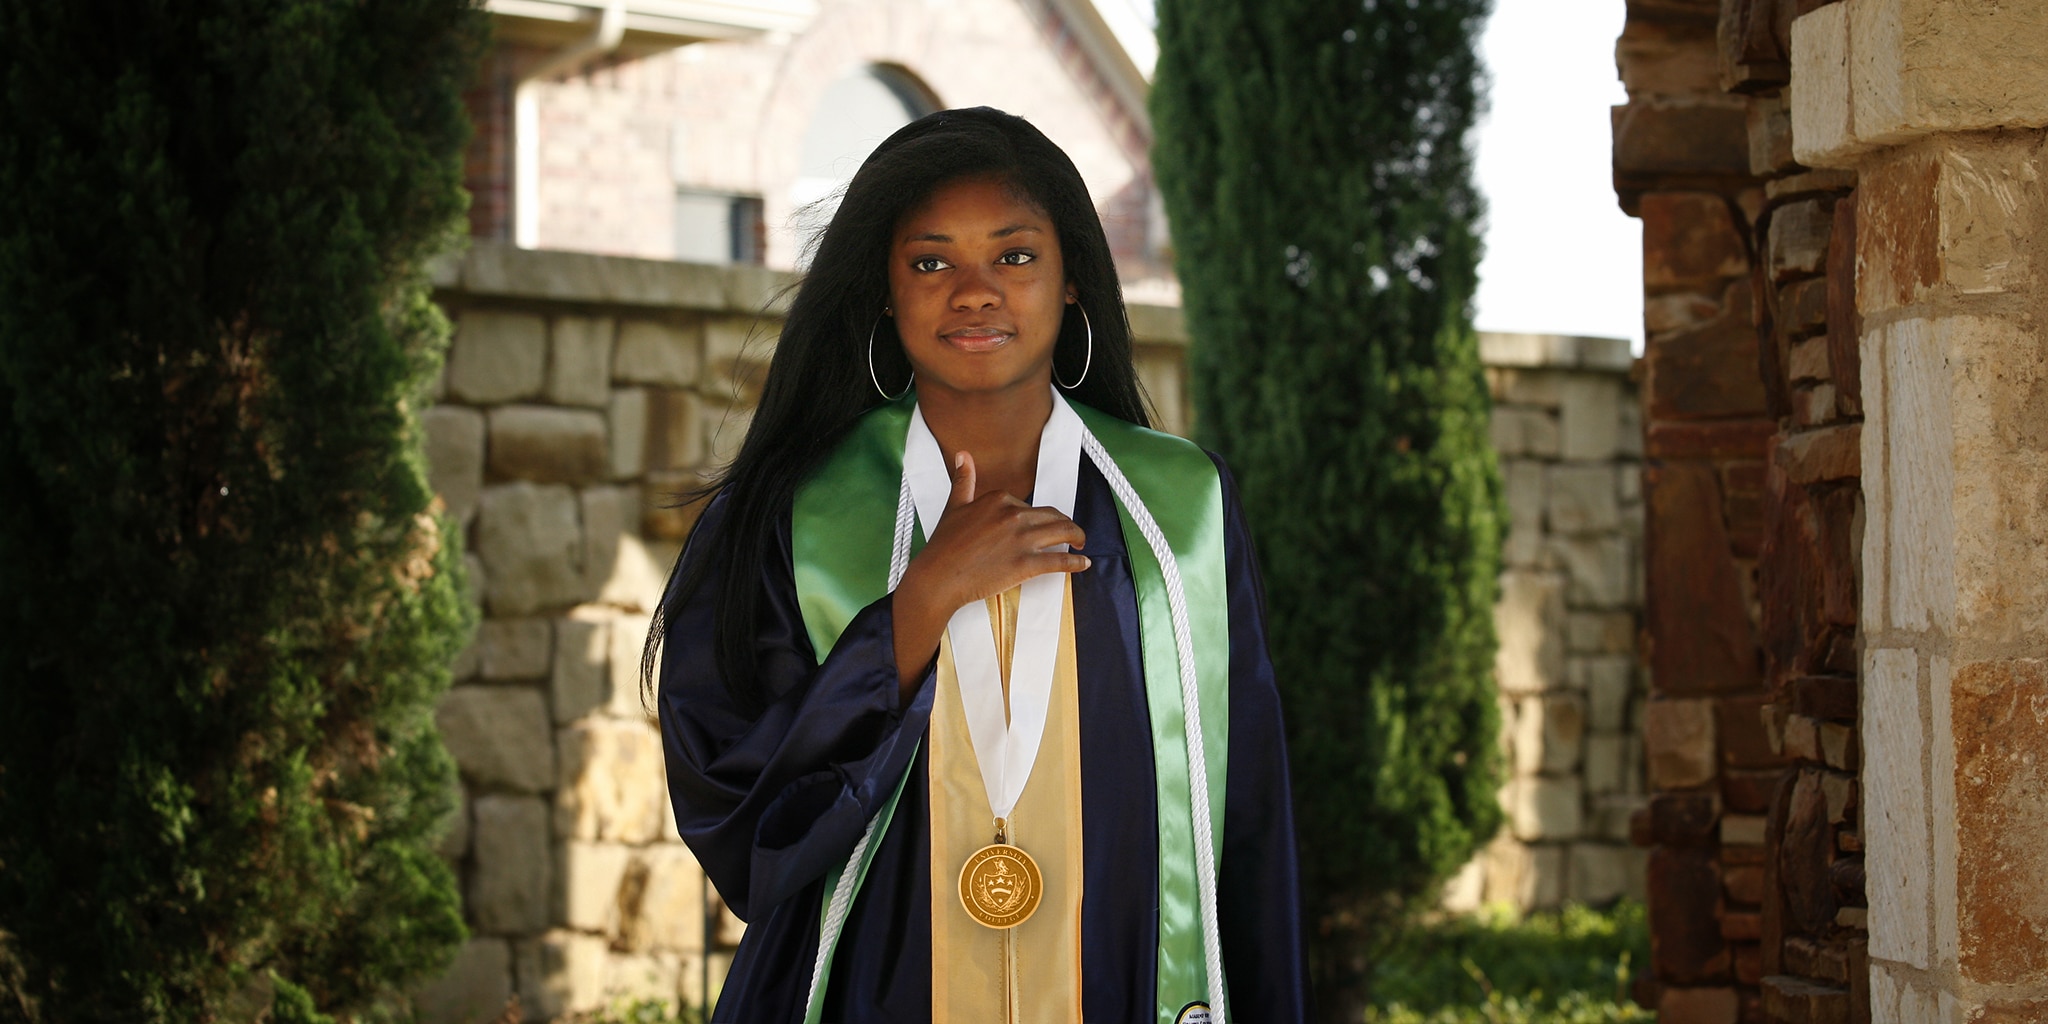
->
<box><xmin>1100</xmin><ymin>0</ymin><xmax>1643</xmax><ymax>347</ymax></box>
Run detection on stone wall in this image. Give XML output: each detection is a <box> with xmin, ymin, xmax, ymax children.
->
<box><xmin>1444</xmin><ymin>333</ymin><xmax>1650</xmax><ymax>913</ymax></box>
<box><xmin>407</xmin><ymin>242</ymin><xmax>1645</xmax><ymax>1019</ymax></box>
<box><xmin>1790</xmin><ymin>1</ymin><xmax>2048</xmax><ymax>1020</ymax></box>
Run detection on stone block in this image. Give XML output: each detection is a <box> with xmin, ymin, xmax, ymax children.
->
<box><xmin>1502</xmin><ymin>461</ymin><xmax>1545</xmax><ymax>567</ymax></box>
<box><xmin>1508</xmin><ymin>776</ymin><xmax>1583</xmax><ymax>842</ymax></box>
<box><xmin>1494</xmin><ymin>570</ymin><xmax>1567</xmax><ymax>694</ymax></box>
<box><xmin>1660</xmin><ymin>986</ymin><xmax>1739</xmax><ymax>1024</ymax></box>
<box><xmin>597</xmin><ymin>530</ymin><xmax>669</xmax><ymax>615</ymax></box>
<box><xmin>1569</xmin><ymin>843</ymin><xmax>1640</xmax><ymax>905</ymax></box>
<box><xmin>1640</xmin><ymin>193</ymin><xmax>1751</xmax><ymax>290</ymax></box>
<box><xmin>557</xmin><ymin>718</ymin><xmax>668</xmax><ymax>843</ymax></box>
<box><xmin>1645</xmin><ymin>462</ymin><xmax>1758</xmax><ymax>695</ymax></box>
<box><xmin>449</xmin><ymin>310</ymin><xmax>547</xmax><ymax>405</ymax></box>
<box><xmin>478</xmin><ymin>618</ymin><xmax>553</xmax><ymax>681</ymax></box>
<box><xmin>514</xmin><ymin>929</ymin><xmax>607</xmax><ymax>1020</ymax></box>
<box><xmin>1863</xmin><ymin>647</ymin><xmax>1930</xmax><ymax>969</ymax></box>
<box><xmin>1512</xmin><ymin>694</ymin><xmax>1587</xmax><ymax>776</ymax></box>
<box><xmin>476</xmin><ymin>483</ymin><xmax>586</xmax><ymax>615</ymax></box>
<box><xmin>1581</xmin><ymin>656</ymin><xmax>1637</xmax><ymax>731</ymax></box>
<box><xmin>471</xmin><ymin>795</ymin><xmax>552</xmax><ymax>935</ymax></box>
<box><xmin>546</xmin><ymin>316</ymin><xmax>613</xmax><ymax>409</ymax></box>
<box><xmin>1585</xmin><ymin>734</ymin><xmax>1631</xmax><ymax>794</ymax></box>
<box><xmin>1943</xmin><ymin>316</ymin><xmax>2048</xmax><ymax>645</ymax></box>
<box><xmin>558</xmin><ymin>840</ymin><xmax>631</xmax><ymax>933</ymax></box>
<box><xmin>552</xmin><ymin>617</ymin><xmax>609</xmax><ymax>725</ymax></box>
<box><xmin>607</xmin><ymin>613</ymin><xmax>655</xmax><ymax>720</ymax></box>
<box><xmin>1547</xmin><ymin>464</ymin><xmax>1623</xmax><ymax>535</ymax></box>
<box><xmin>1614</xmin><ymin>99</ymin><xmax>1752</xmax><ymax>202</ymax></box>
<box><xmin>644</xmin><ymin>473</ymin><xmax>711</xmax><ymax>542</ymax></box>
<box><xmin>578</xmin><ymin>485</ymin><xmax>631</xmax><ymax>599</ymax></box>
<box><xmin>1650</xmin><ymin>847</ymin><xmax>1731</xmax><ymax>984</ymax></box>
<box><xmin>1647</xmin><ymin>289</ymin><xmax>1769</xmax><ymax>422</ymax></box>
<box><xmin>1645</xmin><ymin>292</ymin><xmax>1723</xmax><ymax>337</ymax></box>
<box><xmin>613</xmin><ymin>319</ymin><xmax>700</xmax><ymax>386</ymax></box>
<box><xmin>1748</xmin><ymin>93</ymin><xmax>1797</xmax><ymax>176</ymax></box>
<box><xmin>1761</xmin><ymin>975</ymin><xmax>1850</xmax><ymax>1024</ymax></box>
<box><xmin>1867</xmin><ymin>965</ymin><xmax>1940</xmax><ymax>1024</ymax></box>
<box><xmin>1789</xmin><ymin>3</ymin><xmax>1853</xmax><ymax>166</ymax></box>
<box><xmin>411</xmin><ymin>938</ymin><xmax>514</xmax><ymax>1024</ymax></box>
<box><xmin>1769</xmin><ymin>199</ymin><xmax>1833</xmax><ymax>280</ymax></box>
<box><xmin>647</xmin><ymin>388</ymin><xmax>704</xmax><ymax>471</ymax></box>
<box><xmin>1558</xmin><ymin>375</ymin><xmax>1624</xmax><ymax>461</ymax></box>
<box><xmin>1880</xmin><ymin>319</ymin><xmax>1956</xmax><ymax>633</ymax></box>
<box><xmin>422</xmin><ymin>406</ymin><xmax>486</xmax><ymax>525</ymax></box>
<box><xmin>1547</xmin><ymin>535</ymin><xmax>1632</xmax><ymax>609</ymax></box>
<box><xmin>1952</xmin><ymin>659</ymin><xmax>2048</xmax><ymax>985</ymax></box>
<box><xmin>604</xmin><ymin>952</ymin><xmax>683</xmax><ymax>1004</ymax></box>
<box><xmin>439</xmin><ymin>788</ymin><xmax>471</xmax><ymax>862</ymax></box>
<box><xmin>1567</xmin><ymin>612</ymin><xmax>1636</xmax><ymax>655</ymax></box>
<box><xmin>619</xmin><ymin>844</ymin><xmax>708</xmax><ymax>953</ymax></box>
<box><xmin>1645</xmin><ymin>698</ymin><xmax>1717</xmax><ymax>789</ymax></box>
<box><xmin>1789</xmin><ymin>337</ymin><xmax>1831</xmax><ymax>387</ymax></box>
<box><xmin>437</xmin><ymin>686</ymin><xmax>557</xmax><ymax>793</ymax></box>
<box><xmin>704</xmin><ymin>316</ymin><xmax>775</xmax><ymax>399</ymax></box>
<box><xmin>608</xmin><ymin>388</ymin><xmax>648</xmax><ymax>479</ymax></box>
<box><xmin>488</xmin><ymin>406</ymin><xmax>608</xmax><ymax>485</ymax></box>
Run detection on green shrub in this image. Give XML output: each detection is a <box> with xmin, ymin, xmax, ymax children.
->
<box><xmin>1366</xmin><ymin>902</ymin><xmax>1653</xmax><ymax>1024</ymax></box>
<box><xmin>1151</xmin><ymin>0</ymin><xmax>1504</xmax><ymax>1015</ymax></box>
<box><xmin>0</xmin><ymin>2</ymin><xmax>483</xmax><ymax>1019</ymax></box>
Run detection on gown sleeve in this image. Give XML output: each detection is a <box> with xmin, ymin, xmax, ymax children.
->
<box><xmin>655</xmin><ymin>490</ymin><xmax>936</xmax><ymax>923</ymax></box>
<box><xmin>1211</xmin><ymin>453</ymin><xmax>1311</xmax><ymax>1020</ymax></box>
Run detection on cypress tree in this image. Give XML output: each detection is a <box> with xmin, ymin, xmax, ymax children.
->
<box><xmin>0</xmin><ymin>2</ymin><xmax>483</xmax><ymax>1019</ymax></box>
<box><xmin>1151</xmin><ymin>0</ymin><xmax>1504</xmax><ymax>1013</ymax></box>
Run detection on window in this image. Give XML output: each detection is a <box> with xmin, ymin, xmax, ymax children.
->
<box><xmin>674</xmin><ymin>189</ymin><xmax>765</xmax><ymax>265</ymax></box>
<box><xmin>790</xmin><ymin>65</ymin><xmax>940</xmax><ymax>240</ymax></box>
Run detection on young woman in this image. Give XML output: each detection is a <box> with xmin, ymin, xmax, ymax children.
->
<box><xmin>649</xmin><ymin>107</ymin><xmax>1304</xmax><ymax>1022</ymax></box>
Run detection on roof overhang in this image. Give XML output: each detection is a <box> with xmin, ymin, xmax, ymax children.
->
<box><xmin>486</xmin><ymin>0</ymin><xmax>815</xmax><ymax>55</ymax></box>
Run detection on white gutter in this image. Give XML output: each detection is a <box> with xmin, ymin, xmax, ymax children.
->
<box><xmin>514</xmin><ymin>0</ymin><xmax>626</xmax><ymax>249</ymax></box>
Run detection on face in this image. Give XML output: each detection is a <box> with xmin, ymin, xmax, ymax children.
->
<box><xmin>886</xmin><ymin>175</ymin><xmax>1073</xmax><ymax>401</ymax></box>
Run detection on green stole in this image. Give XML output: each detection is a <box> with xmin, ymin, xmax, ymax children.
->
<box><xmin>790</xmin><ymin>395</ymin><xmax>1232</xmax><ymax>1024</ymax></box>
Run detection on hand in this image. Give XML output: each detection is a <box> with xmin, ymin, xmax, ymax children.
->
<box><xmin>889</xmin><ymin>451</ymin><xmax>1089</xmax><ymax>695</ymax></box>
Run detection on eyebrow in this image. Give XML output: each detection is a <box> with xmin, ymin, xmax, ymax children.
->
<box><xmin>903</xmin><ymin>224</ymin><xmax>1044</xmax><ymax>244</ymax></box>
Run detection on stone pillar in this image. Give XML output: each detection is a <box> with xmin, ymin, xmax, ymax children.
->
<box><xmin>1791</xmin><ymin>0</ymin><xmax>2048</xmax><ymax>1018</ymax></box>
<box><xmin>1614</xmin><ymin>1</ymin><xmax>1781</xmax><ymax>1018</ymax></box>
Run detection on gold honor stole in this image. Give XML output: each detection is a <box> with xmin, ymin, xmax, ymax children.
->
<box><xmin>790</xmin><ymin>395</ymin><xmax>1232</xmax><ymax>1024</ymax></box>
<box><xmin>928</xmin><ymin>580</ymin><xmax>1085</xmax><ymax>1021</ymax></box>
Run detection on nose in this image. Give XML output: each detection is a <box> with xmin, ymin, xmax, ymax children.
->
<box><xmin>949</xmin><ymin>262</ymin><xmax>1003</xmax><ymax>311</ymax></box>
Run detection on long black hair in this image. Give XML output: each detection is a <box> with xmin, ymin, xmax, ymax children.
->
<box><xmin>644</xmin><ymin>106</ymin><xmax>1151</xmax><ymax>714</ymax></box>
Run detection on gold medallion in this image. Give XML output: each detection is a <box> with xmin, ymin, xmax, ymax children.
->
<box><xmin>957</xmin><ymin>843</ymin><xmax>1043</xmax><ymax>929</ymax></box>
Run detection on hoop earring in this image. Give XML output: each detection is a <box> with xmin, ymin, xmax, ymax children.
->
<box><xmin>1054</xmin><ymin>303</ymin><xmax>1093</xmax><ymax>390</ymax></box>
<box><xmin>868</xmin><ymin>313</ymin><xmax>913</xmax><ymax>401</ymax></box>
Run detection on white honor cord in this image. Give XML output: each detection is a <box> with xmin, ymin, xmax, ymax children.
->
<box><xmin>807</xmin><ymin>411</ymin><xmax>1225</xmax><ymax>1021</ymax></box>
<box><xmin>1080</xmin><ymin>430</ymin><xmax>1228</xmax><ymax>1023</ymax></box>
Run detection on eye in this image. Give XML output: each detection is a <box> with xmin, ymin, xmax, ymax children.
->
<box><xmin>997</xmin><ymin>250</ymin><xmax>1037</xmax><ymax>266</ymax></box>
<box><xmin>912</xmin><ymin>256</ymin><xmax>951</xmax><ymax>273</ymax></box>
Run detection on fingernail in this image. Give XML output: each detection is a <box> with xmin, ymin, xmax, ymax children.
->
<box><xmin>1081</xmin><ymin>557</ymin><xmax>1092</xmax><ymax>571</ymax></box>
<box><xmin>953</xmin><ymin>452</ymin><xmax>965</xmax><ymax>469</ymax></box>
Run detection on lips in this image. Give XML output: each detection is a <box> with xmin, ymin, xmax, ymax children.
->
<box><xmin>942</xmin><ymin>326</ymin><xmax>1014</xmax><ymax>353</ymax></box>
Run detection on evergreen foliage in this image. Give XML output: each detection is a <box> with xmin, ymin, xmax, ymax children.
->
<box><xmin>0</xmin><ymin>2</ymin><xmax>483</xmax><ymax>1019</ymax></box>
<box><xmin>1151</xmin><ymin>0</ymin><xmax>1504</xmax><ymax>1011</ymax></box>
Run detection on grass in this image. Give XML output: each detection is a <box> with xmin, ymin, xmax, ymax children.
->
<box><xmin>1363</xmin><ymin>900</ymin><xmax>1655</xmax><ymax>1024</ymax></box>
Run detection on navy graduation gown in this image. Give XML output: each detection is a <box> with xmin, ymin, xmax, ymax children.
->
<box><xmin>657</xmin><ymin>453</ymin><xmax>1307</xmax><ymax>1022</ymax></box>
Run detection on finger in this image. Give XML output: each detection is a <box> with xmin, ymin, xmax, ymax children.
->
<box><xmin>947</xmin><ymin>451</ymin><xmax>976</xmax><ymax>510</ymax></box>
<box><xmin>1024</xmin><ymin>551</ymin><xmax>1093</xmax><ymax>576</ymax></box>
<box><xmin>1021</xmin><ymin>519</ymin><xmax>1087</xmax><ymax>552</ymax></box>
